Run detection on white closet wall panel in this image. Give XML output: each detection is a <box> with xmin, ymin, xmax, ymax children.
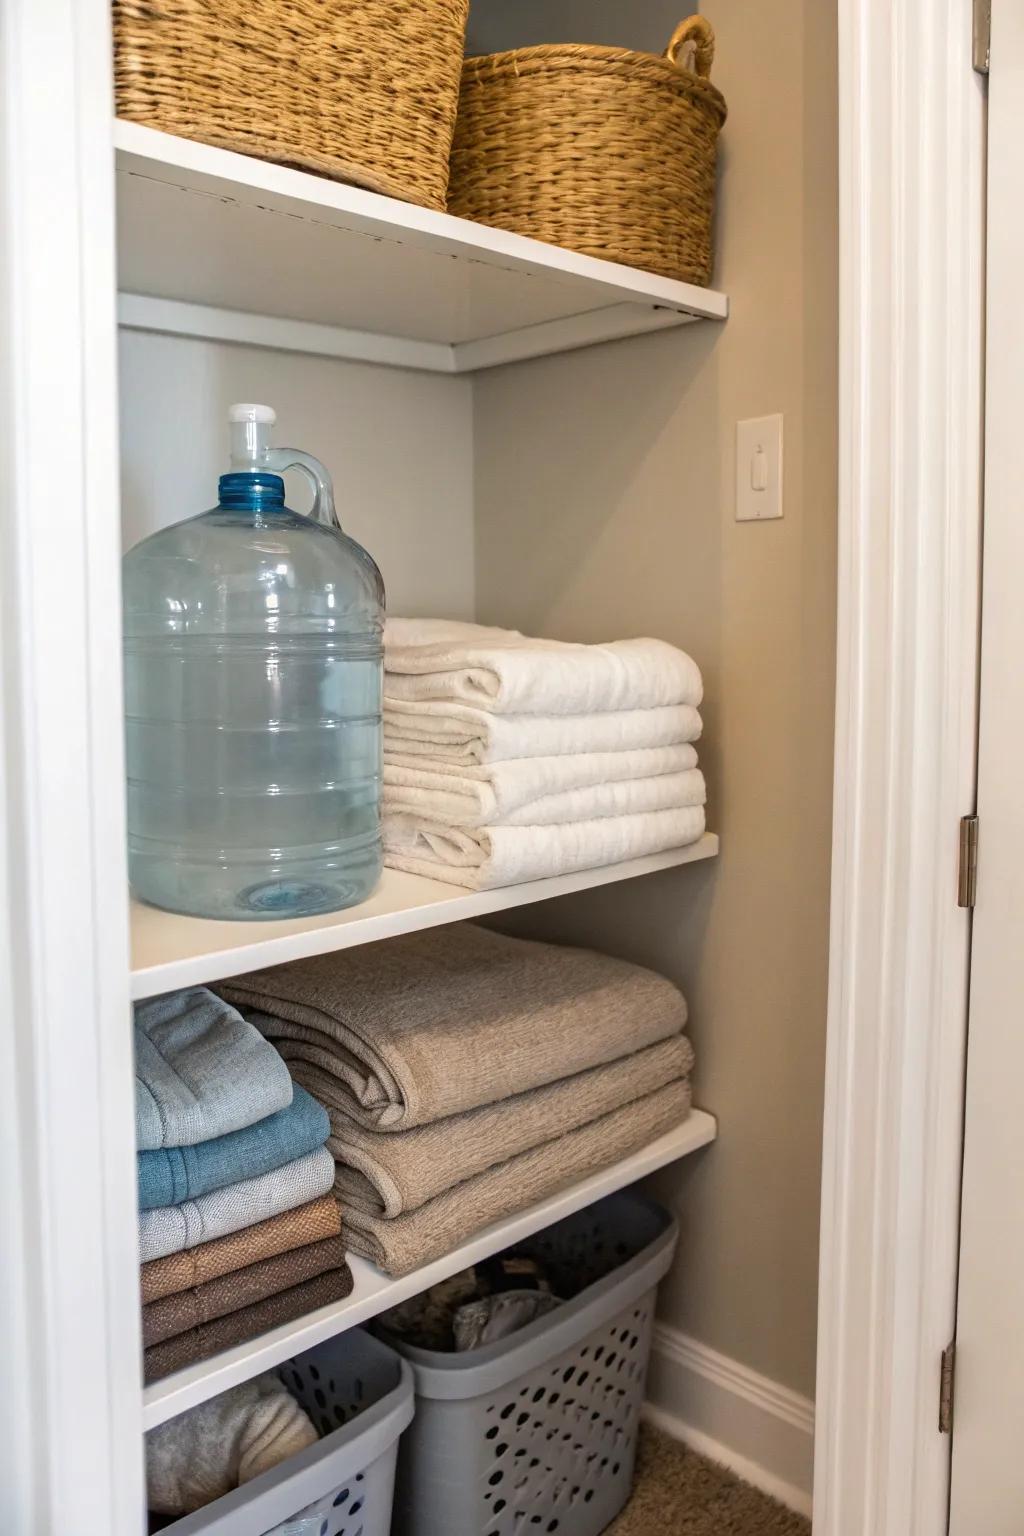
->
<box><xmin>118</xmin><ymin>331</ymin><xmax>476</xmax><ymax>618</ymax></box>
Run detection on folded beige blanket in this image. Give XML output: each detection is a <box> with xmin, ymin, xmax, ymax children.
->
<box><xmin>343</xmin><ymin>1079</ymin><xmax>692</xmax><ymax>1277</ymax></box>
<box><xmin>219</xmin><ymin>925</ymin><xmax>687</xmax><ymax>1133</ymax></box>
<box><xmin>307</xmin><ymin>1036</ymin><xmax>692</xmax><ymax>1218</ymax></box>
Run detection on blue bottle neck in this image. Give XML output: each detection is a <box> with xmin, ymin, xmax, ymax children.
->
<box><xmin>218</xmin><ymin>472</ymin><xmax>285</xmax><ymax>511</ymax></box>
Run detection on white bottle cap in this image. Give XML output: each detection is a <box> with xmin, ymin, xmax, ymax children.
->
<box><xmin>228</xmin><ymin>402</ymin><xmax>277</xmax><ymax>425</ymax></box>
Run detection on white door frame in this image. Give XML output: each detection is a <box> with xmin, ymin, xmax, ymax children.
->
<box><xmin>0</xmin><ymin>0</ymin><xmax>986</xmax><ymax>1531</ymax></box>
<box><xmin>0</xmin><ymin>0</ymin><xmax>144</xmax><ymax>1532</ymax></box>
<box><xmin>816</xmin><ymin>1</ymin><xmax>985</xmax><ymax>1533</ymax></box>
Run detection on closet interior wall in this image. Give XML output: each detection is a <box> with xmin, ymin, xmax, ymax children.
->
<box><xmin>467</xmin><ymin>0</ymin><xmax>838</xmax><ymax>1406</ymax></box>
<box><xmin>118</xmin><ymin>331</ymin><xmax>476</xmax><ymax>619</ymax></box>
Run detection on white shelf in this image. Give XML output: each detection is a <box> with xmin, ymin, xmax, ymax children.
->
<box><xmin>131</xmin><ymin>835</ymin><xmax>718</xmax><ymax>999</ymax></box>
<box><xmin>141</xmin><ymin>1109</ymin><xmax>716</xmax><ymax>1428</ymax></box>
<box><xmin>114</xmin><ymin>121</ymin><xmax>728</xmax><ymax>374</ymax></box>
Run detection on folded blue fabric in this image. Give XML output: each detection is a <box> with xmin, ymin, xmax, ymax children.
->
<box><xmin>135</xmin><ymin>987</ymin><xmax>294</xmax><ymax>1151</ymax></box>
<box><xmin>137</xmin><ymin>1084</ymin><xmax>330</xmax><ymax>1211</ymax></box>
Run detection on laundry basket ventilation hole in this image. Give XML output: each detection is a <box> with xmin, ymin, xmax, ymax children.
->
<box><xmin>512</xmin><ymin>1218</ymin><xmax>636</xmax><ymax>1295</ymax></box>
<box><xmin>281</xmin><ymin>1360</ymin><xmax>373</xmax><ymax>1438</ymax></box>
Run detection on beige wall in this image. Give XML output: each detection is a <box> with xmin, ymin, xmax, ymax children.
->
<box><xmin>469</xmin><ymin>0</ymin><xmax>837</xmax><ymax>1398</ymax></box>
<box><xmin>119</xmin><ymin>330</ymin><xmax>476</xmax><ymax>620</ymax></box>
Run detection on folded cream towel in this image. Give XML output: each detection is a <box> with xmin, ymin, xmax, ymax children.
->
<box><xmin>145</xmin><ymin>1371</ymin><xmax>319</xmax><ymax>1515</ymax></box>
<box><xmin>138</xmin><ymin>1146</ymin><xmax>336</xmax><ymax>1263</ymax></box>
<box><xmin>218</xmin><ymin>925</ymin><xmax>688</xmax><ymax>1133</ymax></box>
<box><xmin>383</xmin><ymin>804</ymin><xmax>707</xmax><ymax>890</ymax></box>
<box><xmin>343</xmin><ymin>1079</ymin><xmax>692</xmax><ymax>1277</ymax></box>
<box><xmin>382</xmin><ymin>747</ymin><xmax>701</xmax><ymax>827</ymax></box>
<box><xmin>318</xmin><ymin>1036</ymin><xmax>693</xmax><ymax>1218</ymax></box>
<box><xmin>384</xmin><ymin>699</ymin><xmax>703</xmax><ymax>766</ymax></box>
<box><xmin>384</xmin><ymin>618</ymin><xmax>703</xmax><ymax>715</ymax></box>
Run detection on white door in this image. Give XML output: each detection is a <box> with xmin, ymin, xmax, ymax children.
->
<box><xmin>948</xmin><ymin>3</ymin><xmax>1024</xmax><ymax>1529</ymax></box>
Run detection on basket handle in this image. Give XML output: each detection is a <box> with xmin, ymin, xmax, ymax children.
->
<box><xmin>665</xmin><ymin>16</ymin><xmax>715</xmax><ymax>78</ymax></box>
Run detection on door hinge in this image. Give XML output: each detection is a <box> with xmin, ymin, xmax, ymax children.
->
<box><xmin>939</xmin><ymin>1341</ymin><xmax>956</xmax><ymax>1433</ymax></box>
<box><xmin>958</xmin><ymin>816</ymin><xmax>978</xmax><ymax>908</ymax></box>
<box><xmin>973</xmin><ymin>0</ymin><xmax>991</xmax><ymax>73</ymax></box>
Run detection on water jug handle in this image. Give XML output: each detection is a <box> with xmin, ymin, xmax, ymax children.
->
<box><xmin>265</xmin><ymin>448</ymin><xmax>341</xmax><ymax>531</ymax></box>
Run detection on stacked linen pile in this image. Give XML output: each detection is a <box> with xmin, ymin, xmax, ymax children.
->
<box><xmin>381</xmin><ymin>618</ymin><xmax>706</xmax><ymax>890</ymax></box>
<box><xmin>218</xmin><ymin>924</ymin><xmax>694</xmax><ymax>1279</ymax></box>
<box><xmin>135</xmin><ymin>988</ymin><xmax>352</xmax><ymax>1383</ymax></box>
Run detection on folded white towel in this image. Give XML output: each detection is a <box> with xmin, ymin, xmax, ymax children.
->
<box><xmin>384</xmin><ymin>618</ymin><xmax>703</xmax><ymax>715</ymax></box>
<box><xmin>383</xmin><ymin>805</ymin><xmax>707</xmax><ymax>890</ymax></box>
<box><xmin>383</xmin><ymin>749</ymin><xmax>703</xmax><ymax>828</ymax></box>
<box><xmin>383</xmin><ymin>699</ymin><xmax>703</xmax><ymax>766</ymax></box>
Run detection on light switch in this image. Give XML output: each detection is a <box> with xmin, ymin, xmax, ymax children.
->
<box><xmin>736</xmin><ymin>414</ymin><xmax>783</xmax><ymax>521</ymax></box>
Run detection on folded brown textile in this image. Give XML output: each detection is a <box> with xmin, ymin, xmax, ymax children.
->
<box><xmin>143</xmin><ymin>1265</ymin><xmax>354</xmax><ymax>1384</ymax></box>
<box><xmin>321</xmin><ymin>1036</ymin><xmax>693</xmax><ymax>1219</ymax></box>
<box><xmin>344</xmin><ymin>1079</ymin><xmax>691</xmax><ymax>1278</ymax></box>
<box><xmin>140</xmin><ymin>1195</ymin><xmax>341</xmax><ymax>1305</ymax></box>
<box><xmin>218</xmin><ymin>925</ymin><xmax>688</xmax><ymax>1133</ymax></box>
<box><xmin>143</xmin><ymin>1234</ymin><xmax>348</xmax><ymax>1348</ymax></box>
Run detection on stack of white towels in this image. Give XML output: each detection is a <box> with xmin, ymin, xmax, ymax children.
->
<box><xmin>382</xmin><ymin>618</ymin><xmax>707</xmax><ymax>890</ymax></box>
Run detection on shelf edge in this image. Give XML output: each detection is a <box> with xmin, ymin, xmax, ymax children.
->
<box><xmin>117</xmin><ymin>293</ymin><xmax>459</xmax><ymax>373</ymax></box>
<box><xmin>119</xmin><ymin>293</ymin><xmax>706</xmax><ymax>374</ymax></box>
<box><xmin>114</xmin><ymin>120</ymin><xmax>730</xmax><ymax>322</ymax></box>
<box><xmin>130</xmin><ymin>835</ymin><xmax>719</xmax><ymax>1000</ymax></box>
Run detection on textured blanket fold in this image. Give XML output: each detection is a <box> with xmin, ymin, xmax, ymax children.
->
<box><xmin>383</xmin><ymin>805</ymin><xmax>707</xmax><ymax>889</ymax></box>
<box><xmin>143</xmin><ymin>1266</ymin><xmax>354</xmax><ymax>1383</ymax></box>
<box><xmin>382</xmin><ymin>748</ymin><xmax>702</xmax><ymax>828</ymax></box>
<box><xmin>218</xmin><ymin>925</ymin><xmax>688</xmax><ymax>1133</ymax></box>
<box><xmin>141</xmin><ymin>1195</ymin><xmax>342</xmax><ymax>1305</ymax></box>
<box><xmin>343</xmin><ymin>1079</ymin><xmax>692</xmax><ymax>1277</ymax></box>
<box><xmin>384</xmin><ymin>618</ymin><xmax>703</xmax><ymax>715</ymax></box>
<box><xmin>138</xmin><ymin>1146</ymin><xmax>336</xmax><ymax>1263</ymax></box>
<box><xmin>383</xmin><ymin>699</ymin><xmax>703</xmax><ymax>766</ymax></box>
<box><xmin>138</xmin><ymin>1084</ymin><xmax>329</xmax><ymax>1211</ymax></box>
<box><xmin>135</xmin><ymin>987</ymin><xmax>293</xmax><ymax>1151</ymax></box>
<box><xmin>311</xmin><ymin>1036</ymin><xmax>693</xmax><ymax>1219</ymax></box>
<box><xmin>143</xmin><ymin>1233</ymin><xmax>348</xmax><ymax>1347</ymax></box>
<box><xmin>146</xmin><ymin>1373</ymin><xmax>319</xmax><ymax>1515</ymax></box>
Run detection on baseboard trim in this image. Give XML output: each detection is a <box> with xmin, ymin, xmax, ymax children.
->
<box><xmin>644</xmin><ymin>1324</ymin><xmax>815</xmax><ymax>1519</ymax></box>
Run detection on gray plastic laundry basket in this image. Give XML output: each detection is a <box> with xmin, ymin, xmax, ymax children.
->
<box><xmin>160</xmin><ymin>1329</ymin><xmax>414</xmax><ymax>1536</ymax></box>
<box><xmin>388</xmin><ymin>1191</ymin><xmax>678</xmax><ymax>1536</ymax></box>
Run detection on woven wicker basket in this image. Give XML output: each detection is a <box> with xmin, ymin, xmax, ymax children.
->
<box><xmin>113</xmin><ymin>0</ymin><xmax>470</xmax><ymax>212</ymax></box>
<box><xmin>449</xmin><ymin>16</ymin><xmax>727</xmax><ymax>285</ymax></box>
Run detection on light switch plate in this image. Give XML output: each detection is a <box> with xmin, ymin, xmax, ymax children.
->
<box><xmin>736</xmin><ymin>413</ymin><xmax>784</xmax><ymax>521</ymax></box>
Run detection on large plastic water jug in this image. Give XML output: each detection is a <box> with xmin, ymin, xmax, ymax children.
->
<box><xmin>122</xmin><ymin>404</ymin><xmax>384</xmax><ymax>920</ymax></box>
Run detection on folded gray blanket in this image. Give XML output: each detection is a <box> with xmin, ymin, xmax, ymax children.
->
<box><xmin>135</xmin><ymin>987</ymin><xmax>293</xmax><ymax>1151</ymax></box>
<box><xmin>138</xmin><ymin>1146</ymin><xmax>335</xmax><ymax>1263</ymax></box>
<box><xmin>311</xmin><ymin>1035</ymin><xmax>693</xmax><ymax>1218</ymax></box>
<box><xmin>343</xmin><ymin>1079</ymin><xmax>691</xmax><ymax>1277</ymax></box>
<box><xmin>218</xmin><ymin>925</ymin><xmax>688</xmax><ymax>1133</ymax></box>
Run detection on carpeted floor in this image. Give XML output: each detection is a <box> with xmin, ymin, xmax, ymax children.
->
<box><xmin>607</xmin><ymin>1425</ymin><xmax>811</xmax><ymax>1536</ymax></box>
